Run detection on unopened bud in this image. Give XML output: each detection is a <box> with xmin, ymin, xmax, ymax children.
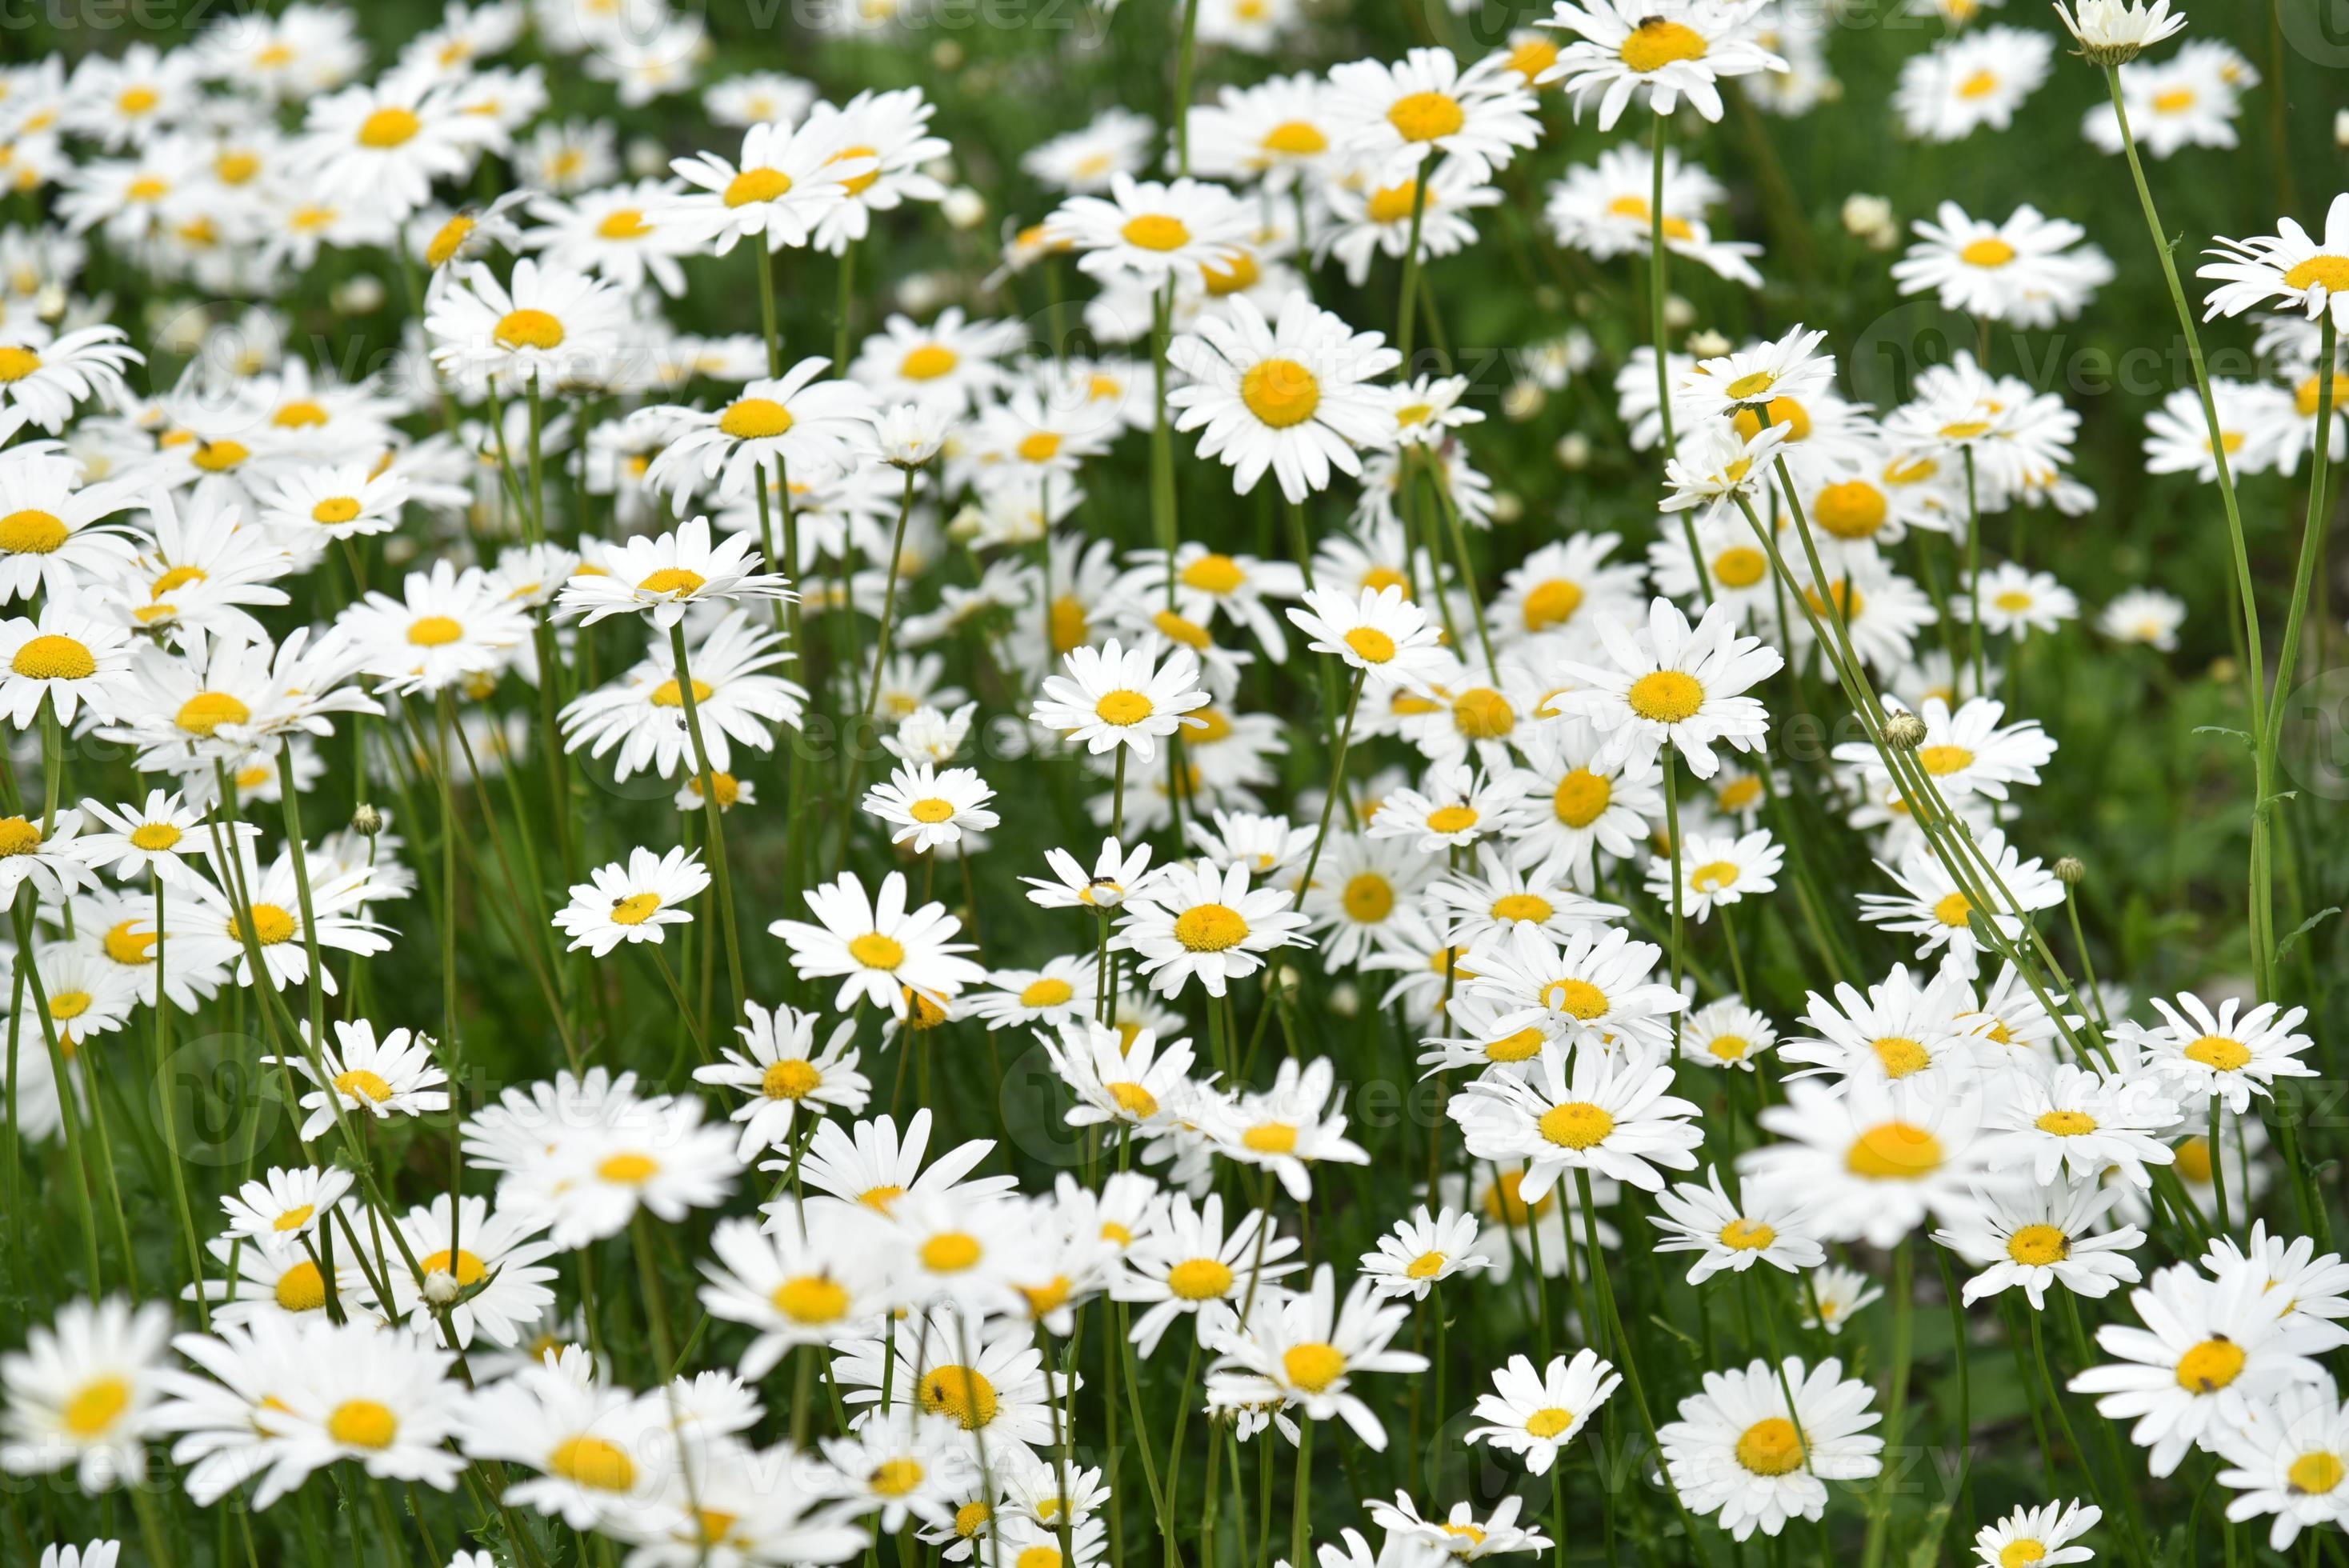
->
<box><xmin>1687</xmin><ymin>329</ymin><xmax>1731</xmax><ymax>360</ymax></box>
<box><xmin>423</xmin><ymin>1269</ymin><xmax>460</xmax><ymax>1306</ymax></box>
<box><xmin>2055</xmin><ymin>856</ymin><xmax>2085</xmax><ymax>886</ymax></box>
<box><xmin>351</xmin><ymin>803</ymin><xmax>385</xmax><ymax>836</ymax></box>
<box><xmin>1883</xmin><ymin>712</ymin><xmax>1928</xmax><ymax>751</ymax></box>
<box><xmin>1555</xmin><ymin>433</ymin><xmax>1592</xmax><ymax>470</ymax></box>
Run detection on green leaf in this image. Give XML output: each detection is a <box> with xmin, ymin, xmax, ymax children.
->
<box><xmin>2278</xmin><ymin>906</ymin><xmax>2341</xmax><ymax>961</ymax></box>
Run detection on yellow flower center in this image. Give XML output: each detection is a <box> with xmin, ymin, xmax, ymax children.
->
<box><xmin>900</xmin><ymin>344</ymin><xmax>957</xmax><ymax>380</ymax></box>
<box><xmin>762</xmin><ymin>1059</ymin><xmax>821</xmax><ymax>1099</ymax></box>
<box><xmin>1486</xmin><ymin>1027</ymin><xmax>1545</xmax><ymax>1063</ymax></box>
<box><xmin>1162</xmin><ymin>1255</ymin><xmax>1236</xmax><ymax>1302</ymax></box>
<box><xmin>1523</xmin><ymin>1406</ymin><xmax>1575</xmax><ymax>1438</ymax></box>
<box><xmin>2175</xmin><ymin>1338</ymin><xmax>2247</xmax><ymax>1393</ymax></box>
<box><xmin>1020</xmin><ymin>977</ymin><xmax>1076</xmax><ymax>1008</ymax></box>
<box><xmin>920</xmin><ymin>1231</ymin><xmax>982</xmax><ymax>1273</ymax></box>
<box><xmin>493</xmin><ymin>309</ymin><xmax>565</xmax><ymax>351</ymax></box>
<box><xmin>1813</xmin><ymin>480</ymin><xmax>1889</xmax><ymax>540</ymax></box>
<box><xmin>597</xmin><ymin>208</ymin><xmax>650</xmax><ymax>239</ymax></box>
<box><xmin>407</xmin><ymin>615</ymin><xmax>462</xmax><ymax>646</ymax></box>
<box><xmin>2283</xmin><ymin>256</ymin><xmax>2349</xmax><ymax>294</ymax></box>
<box><xmin>1721</xmin><ymin>1218</ymin><xmax>1775</xmax><ymax>1250</ymax></box>
<box><xmin>62</xmin><ymin>1376</ymin><xmax>130</xmax><ymax>1437</ymax></box>
<box><xmin>1120</xmin><ymin>214</ymin><xmax>1191</xmax><ymax>251</ymax></box>
<box><xmin>919</xmin><ymin>1365</ymin><xmax>998</xmax><ymax>1429</ymax></box>
<box><xmin>1343</xmin><ymin>874</ymin><xmax>1395</xmax><ymax>923</ymax></box>
<box><xmin>1243</xmin><ymin>1121</ymin><xmax>1298</xmax><ymax>1154</ymax></box>
<box><xmin>849</xmin><ymin>933</ymin><xmax>906</xmax><ymax>970</ymax></box>
<box><xmin>649</xmin><ymin>678</ymin><xmax>715</xmax><ymax>709</ymax></box>
<box><xmin>418</xmin><ymin>1248</ymin><xmax>486</xmax><ymax>1286</ymax></box>
<box><xmin>2186</xmin><ymin>1034</ymin><xmax>2251</xmax><ymax>1072</ymax></box>
<box><xmin>1691</xmin><ymin>860</ymin><xmax>1740</xmax><ymax>894</ymax></box>
<box><xmin>1541</xmin><ymin>978</ymin><xmax>1609</xmax><ymax>1020</ymax></box>
<box><xmin>1202</xmin><ymin>250</ymin><xmax>1260</xmax><ymax>296</ymax></box>
<box><xmin>1108</xmin><ymin>1081</ymin><xmax>1160</xmax><ymax>1119</ymax></box>
<box><xmin>238</xmin><ymin>903</ymin><xmax>298</xmax><ymax>945</ymax></box>
<box><xmin>1174</xmin><ymin>904</ymin><xmax>1249</xmax><ymax>952</ymax></box>
<box><xmin>1521</xmin><ymin>578</ymin><xmax>1585</xmax><ymax>631</ymax></box>
<box><xmin>1961</xmin><ymin>238</ymin><xmax>2017</xmax><ymax>268</ymax></box>
<box><xmin>311</xmin><ymin>497</ymin><xmax>362</xmax><ymax>526</ymax></box>
<box><xmin>0</xmin><ymin>816</ymin><xmax>38</xmax><ymax>858</ymax></box>
<box><xmin>1539</xmin><ymin>1101</ymin><xmax>1615</xmax><ymax>1149</ymax></box>
<box><xmin>2006</xmin><ymin>1224</ymin><xmax>2069</xmax><ymax>1266</ymax></box>
<box><xmin>773</xmin><ymin>1274</ymin><xmax>849</xmax><ymax>1322</ymax></box>
<box><xmin>2035</xmin><ymin>1110</ymin><xmax>2098</xmax><ymax>1136</ymax></box>
<box><xmin>1708</xmin><ymin>1034</ymin><xmax>1751</xmax><ymax>1062</ymax></box>
<box><xmin>357</xmin><ymin>107</ymin><xmax>421</xmax><ymax>147</ymax></box>
<box><xmin>48</xmin><ymin>990</ymin><xmax>90</xmax><ymax>1021</ymax></box>
<box><xmin>1405</xmin><ymin>1250</ymin><xmax>1447</xmax><ymax>1279</ymax></box>
<box><xmin>1261</xmin><ymin>119</ymin><xmax>1329</xmax><ymax>155</ymax></box>
<box><xmin>1452</xmin><ymin>687</ymin><xmax>1515</xmax><ymax>741</ymax></box>
<box><xmin>1845</xmin><ymin>1121</ymin><xmax>1944</xmax><ymax>1178</ymax></box>
<box><xmin>276</xmin><ymin>1259</ymin><xmax>328</xmax><ymax>1312</ymax></box>
<box><xmin>1872</xmin><ymin>1036</ymin><xmax>1931</xmax><ymax>1078</ymax></box>
<box><xmin>1552</xmin><ymin>770</ymin><xmax>1611</xmax><ymax>827</ymax></box>
<box><xmin>1627</xmin><ymin>670</ymin><xmax>1703</xmax><ymax>723</ymax></box>
<box><xmin>102</xmin><ymin>920</ymin><xmax>155</xmax><ymax>966</ymax></box>
<box><xmin>719</xmin><ymin>397</ymin><xmax>794</xmax><ymax>439</ymax></box>
<box><xmin>1732</xmin><ymin>398</ymin><xmax>1813</xmax><ymax>442</ymax></box>
<box><xmin>1179</xmin><ymin>553</ymin><xmax>1247</xmax><ymax>595</ymax></box>
<box><xmin>724</xmin><ymin>167</ymin><xmax>792</xmax><ymax>206</ymax></box>
<box><xmin>1094</xmin><ymin>689</ymin><xmax>1155</xmax><ymax>726</ymax></box>
<box><xmin>331</xmin><ymin>1398</ymin><xmax>401</xmax><ymax>1450</ymax></box>
<box><xmin>334</xmin><ymin>1068</ymin><xmax>394</xmax><ymax>1102</ymax></box>
<box><xmin>609</xmin><ymin>892</ymin><xmax>663</xmax><ymax>926</ymax></box>
<box><xmin>638</xmin><ymin>567</ymin><xmax>707</xmax><ymax>597</ymax></box>
<box><xmin>1282</xmin><ymin>1342</ymin><xmax>1347</xmax><ymax>1391</ymax></box>
<box><xmin>0</xmin><ymin>509</ymin><xmax>66</xmax><ymax>554</ymax></box>
<box><xmin>2289</xmin><ymin>1450</ymin><xmax>2346</xmax><ymax>1495</ymax></box>
<box><xmin>1386</xmin><ymin>90</ymin><xmax>1465</xmax><ymax>142</ymax></box>
<box><xmin>1343</xmin><ymin>626</ymin><xmax>1398</xmax><ymax>663</ymax></box>
<box><xmin>1734</xmin><ymin>1417</ymin><xmax>1805</xmax><ymax>1476</ymax></box>
<box><xmin>272</xmin><ymin>1204</ymin><xmax>314</xmax><ymax>1232</ymax></box>
<box><xmin>906</xmin><ymin>798</ymin><xmax>958</xmax><ymax>825</ymax></box>
<box><xmin>1957</xmin><ymin>68</ymin><xmax>2000</xmax><ymax>98</ymax></box>
<box><xmin>1367</xmin><ymin>181</ymin><xmax>1423</xmax><ymax>225</ymax></box>
<box><xmin>1934</xmin><ymin>891</ymin><xmax>1976</xmax><ymax>929</ymax></box>
<box><xmin>11</xmin><ymin>634</ymin><xmax>94</xmax><ymax>681</ymax></box>
<box><xmin>1620</xmin><ymin>18</ymin><xmax>1709</xmax><ymax>72</ymax></box>
<box><xmin>1240</xmin><ymin>358</ymin><xmax>1321</xmax><ymax>429</ymax></box>
<box><xmin>598</xmin><ymin>1151</ymin><xmax>661</xmax><ymax>1184</ymax></box>
<box><xmin>550</xmin><ymin>1435</ymin><xmax>638</xmax><ymax>1491</ymax></box>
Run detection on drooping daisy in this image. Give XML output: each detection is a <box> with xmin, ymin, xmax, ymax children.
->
<box><xmin>550</xmin><ymin>846</ymin><xmax>710</xmax><ymax>957</ymax></box>
<box><xmin>1040</xmin><ymin>1018</ymin><xmax>1196</xmax><ymax>1134</ymax></box>
<box><xmin>1657</xmin><ymin>1356</ymin><xmax>1883</xmax><ymax>1540</ymax></box>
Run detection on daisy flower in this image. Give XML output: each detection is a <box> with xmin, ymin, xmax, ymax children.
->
<box><xmin>1044</xmin><ymin>173</ymin><xmax>1252</xmax><ymax>286</ymax></box>
<box><xmin>1166</xmin><ymin>293</ymin><xmax>1399</xmax><ymax>506</ymax></box>
<box><xmin>1462</xmin><ymin>922</ymin><xmax>1686</xmax><ymax>1054</ymax></box>
<box><xmin>770</xmin><ymin>869</ymin><xmax>988</xmax><ymax>1018</ymax></box>
<box><xmin>0</xmin><ymin>1296</ymin><xmax>171</xmax><ymax>1492</ymax></box>
<box><xmin>1209</xmin><ymin>1054</ymin><xmax>1370</xmax><ymax>1200</ymax></box>
<box><xmin>1741</xmin><ymin>1078</ymin><xmax>2001</xmax><ymax>1246</ymax></box>
<box><xmin>1324</xmin><ymin>46</ymin><xmax>1541</xmax><ymax>181</ymax></box>
<box><xmin>0</xmin><ymin>602</ymin><xmax>134</xmax><ymax>728</ymax></box>
<box><xmin>1679</xmin><ymin>996</ymin><xmax>1779</xmax><ymax>1071</ymax></box>
<box><xmin>692</xmin><ymin>1003</ymin><xmax>871</xmax><ymax>1162</ymax></box>
<box><xmin>2099</xmin><ymin>586</ymin><xmax>2187</xmax><ymax>649</ymax></box>
<box><xmin>1651</xmin><ymin>1166</ymin><xmax>1824</xmax><ymax>1283</ymax></box>
<box><xmin>698</xmin><ymin>1211</ymin><xmax>894</xmax><ymax>1378</ymax></box>
<box><xmin>1029</xmin><ymin>639</ymin><xmax>1211</xmax><ymax>764</ymax></box>
<box><xmin>556</xmin><ymin>514</ymin><xmax>795</xmax><ymax>630</ymax></box>
<box><xmin>1286</xmin><ymin>584</ymin><xmax>1447</xmax><ymax>689</ymax></box>
<box><xmin>422</xmin><ymin>257</ymin><xmax>626</xmax><ymax>392</ymax></box>
<box><xmin>1041</xmin><ymin>1018</ymin><xmax>1196</xmax><ymax>1133</ymax></box>
<box><xmin>1982</xmin><ymin>1062</ymin><xmax>2183</xmax><ymax>1189</ymax></box>
<box><xmin>1971</xmin><ymin>1502</ymin><xmax>2103</xmax><ymax>1568</ymax></box>
<box><xmin>0</xmin><ymin>446</ymin><xmax>148</xmax><ymax>602</ymax></box>
<box><xmin>1203</xmin><ymin>1265</ymin><xmax>1427</xmax><ymax>1451</ymax></box>
<box><xmin>1367</xmin><ymin>1495</ymin><xmax>1549</xmax><ymax>1560</ymax></box>
<box><xmin>1359</xmin><ymin>1205</ymin><xmax>1488</xmax><ymax>1301</ymax></box>
<box><xmin>1657</xmin><ymin>1356</ymin><xmax>1883</xmax><ymax>1540</ymax></box>
<box><xmin>0</xmin><ymin>325</ymin><xmax>142</xmax><ymax>434</ymax></box>
<box><xmin>1934</xmin><ymin>1178</ymin><xmax>2146</xmax><ymax>1310</ymax></box>
<box><xmin>1894</xmin><ymin>26</ymin><xmax>2053</xmax><ymax>143</ymax></box>
<box><xmin>1451</xmin><ymin>1040</ymin><xmax>1704</xmax><ymax>1197</ymax></box>
<box><xmin>643</xmin><ymin>358</ymin><xmax>876</xmax><ymax>503</ymax></box>
<box><xmin>1117</xmin><ymin>1190</ymin><xmax>1299</xmax><ymax>1356</ymax></box>
<box><xmin>1856</xmin><ymin>830</ymin><xmax>2065</xmax><ymax>981</ymax></box>
<box><xmin>1645</xmin><ymin>826</ymin><xmax>1781</xmax><ymax>922</ymax></box>
<box><xmin>1022</xmin><ymin>836</ymin><xmax>1154</xmax><ymax>912</ymax></box>
<box><xmin>818</xmin><ymin>1409</ymin><xmax>978</xmax><ymax>1534</ymax></box>
<box><xmin>1536</xmin><ymin>1</ymin><xmax>1788</xmax><ymax>130</ymax></box>
<box><xmin>1893</xmin><ymin>202</ymin><xmax>2114</xmax><ymax>328</ymax></box>
<box><xmin>1369</xmin><ymin>764</ymin><xmax>1514</xmax><ymax>854</ymax></box>
<box><xmin>2118</xmin><ymin>992</ymin><xmax>2319</xmax><ymax>1114</ymax></box>
<box><xmin>1463</xmin><ymin>1349</ymin><xmax>1621</xmax><ymax>1474</ymax></box>
<box><xmin>2211</xmin><ymin>1382</ymin><xmax>2349</xmax><ymax>1550</ymax></box>
<box><xmin>2069</xmin><ymin>1257</ymin><xmax>2332</xmax><ymax>1477</ymax></box>
<box><xmin>2203</xmin><ymin>193</ymin><xmax>2349</xmax><ymax>332</ymax></box>
<box><xmin>1559</xmin><ymin>598</ymin><xmax>1783</xmax><ymax>779</ymax></box>
<box><xmin>218</xmin><ymin>1165</ymin><xmax>354</xmax><ymax>1255</ymax></box>
<box><xmin>248</xmin><ymin>1319</ymin><xmax>468</xmax><ymax>1497</ymax></box>
<box><xmin>666</xmin><ymin>118</ymin><xmax>870</xmax><ymax>255</ymax></box>
<box><xmin>268</xmin><ymin>1019</ymin><xmax>449</xmax><ymax>1141</ymax></box>
<box><xmin>862</xmin><ymin>763</ymin><xmax>1001</xmax><ymax>854</ymax></box>
<box><xmin>1114</xmin><ymin>858</ymin><xmax>1311</xmax><ymax>999</ymax></box>
<box><xmin>339</xmin><ymin>558</ymin><xmax>530</xmax><ymax>696</ymax></box>
<box><xmin>1958</xmin><ymin>562</ymin><xmax>2079</xmax><ymax>638</ymax></box>
<box><xmin>551</xmin><ymin>846</ymin><xmax>710</xmax><ymax>957</ymax></box>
